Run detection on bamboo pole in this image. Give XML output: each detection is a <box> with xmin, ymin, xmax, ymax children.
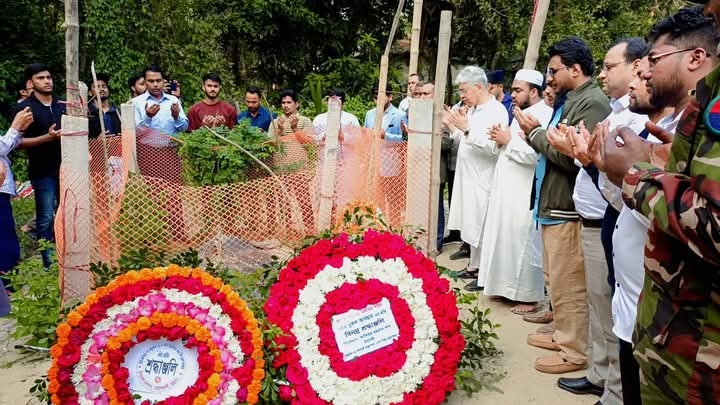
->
<box><xmin>523</xmin><ymin>0</ymin><xmax>551</xmax><ymax>69</ymax></box>
<box><xmin>367</xmin><ymin>0</ymin><xmax>406</xmax><ymax>200</ymax></box>
<box><xmin>64</xmin><ymin>0</ymin><xmax>82</xmax><ymax>117</ymax></box>
<box><xmin>408</xmin><ymin>0</ymin><xmax>423</xmax><ymax>96</ymax></box>
<box><xmin>428</xmin><ymin>10</ymin><xmax>452</xmax><ymax>258</ymax></box>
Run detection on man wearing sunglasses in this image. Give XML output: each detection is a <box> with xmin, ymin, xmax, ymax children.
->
<box><xmin>603</xmin><ymin>3</ymin><xmax>720</xmax><ymax>403</ymax></box>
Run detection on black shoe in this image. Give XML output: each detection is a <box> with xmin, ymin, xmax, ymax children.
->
<box><xmin>449</xmin><ymin>268</ymin><xmax>479</xmax><ymax>280</ymax></box>
<box><xmin>463</xmin><ymin>280</ymin><xmax>484</xmax><ymax>292</ymax></box>
<box><xmin>450</xmin><ymin>267</ymin><xmax>478</xmax><ymax>280</ymax></box>
<box><xmin>557</xmin><ymin>377</ymin><xmax>603</xmax><ymax>396</ymax></box>
<box><xmin>449</xmin><ymin>247</ymin><xmax>470</xmax><ymax>260</ymax></box>
<box><xmin>442</xmin><ymin>234</ymin><xmax>461</xmax><ymax>244</ymax></box>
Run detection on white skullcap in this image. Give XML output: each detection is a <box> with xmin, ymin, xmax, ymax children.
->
<box><xmin>513</xmin><ymin>69</ymin><xmax>544</xmax><ymax>87</ymax></box>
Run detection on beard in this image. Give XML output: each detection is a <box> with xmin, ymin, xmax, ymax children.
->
<box><xmin>205</xmin><ymin>92</ymin><xmax>218</xmax><ymax>100</ymax></box>
<box><xmin>629</xmin><ymin>97</ymin><xmax>656</xmax><ymax>115</ymax></box>
<box><xmin>648</xmin><ymin>76</ymin><xmax>683</xmax><ymax>110</ymax></box>
<box><xmin>514</xmin><ymin>98</ymin><xmax>531</xmax><ymax>109</ymax></box>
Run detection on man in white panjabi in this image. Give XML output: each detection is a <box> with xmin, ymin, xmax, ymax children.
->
<box><xmin>482</xmin><ymin>69</ymin><xmax>553</xmax><ymax>306</ymax></box>
<box><xmin>444</xmin><ymin>66</ymin><xmax>509</xmax><ymax>291</ymax></box>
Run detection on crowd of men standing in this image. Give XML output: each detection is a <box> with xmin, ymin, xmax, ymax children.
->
<box><xmin>0</xmin><ymin>1</ymin><xmax>719</xmax><ymax>403</ymax></box>
<box><xmin>440</xmin><ymin>2</ymin><xmax>720</xmax><ymax>404</ymax></box>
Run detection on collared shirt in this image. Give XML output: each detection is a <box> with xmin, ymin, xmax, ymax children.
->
<box><xmin>574</xmin><ymin>95</ymin><xmax>647</xmax><ymax>219</ymax></box>
<box><xmin>364</xmin><ymin>104</ymin><xmax>407</xmax><ymax>177</ymax></box>
<box><xmin>596</xmin><ymin>95</ymin><xmax>650</xmax><ymax>211</ymax></box>
<box><xmin>132</xmin><ymin>92</ymin><xmax>189</xmax><ymax>146</ymax></box>
<box><xmin>611</xmin><ymin>112</ymin><xmax>678</xmax><ymax>343</ymax></box>
<box><xmin>237</xmin><ymin>107</ymin><xmax>275</xmax><ymax>132</ymax></box>
<box><xmin>0</xmin><ymin>128</ymin><xmax>23</xmax><ymax>196</ymax></box>
<box><xmin>398</xmin><ymin>97</ymin><xmax>410</xmax><ymax>114</ymax></box>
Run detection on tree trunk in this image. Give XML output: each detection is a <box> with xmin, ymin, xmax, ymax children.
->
<box><xmin>524</xmin><ymin>0</ymin><xmax>551</xmax><ymax>69</ymax></box>
<box><xmin>408</xmin><ymin>0</ymin><xmax>423</xmax><ymax>88</ymax></box>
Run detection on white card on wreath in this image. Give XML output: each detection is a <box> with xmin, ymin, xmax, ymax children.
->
<box><xmin>331</xmin><ymin>297</ymin><xmax>400</xmax><ymax>361</ymax></box>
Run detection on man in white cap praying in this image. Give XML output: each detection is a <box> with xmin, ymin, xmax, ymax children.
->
<box><xmin>480</xmin><ymin>69</ymin><xmax>553</xmax><ymax>307</ymax></box>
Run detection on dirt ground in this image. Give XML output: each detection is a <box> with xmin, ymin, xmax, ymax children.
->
<box><xmin>0</xmin><ymin>244</ymin><xmax>599</xmax><ymax>405</ymax></box>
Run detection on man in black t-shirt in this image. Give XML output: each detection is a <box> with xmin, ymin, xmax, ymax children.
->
<box><xmin>17</xmin><ymin>63</ymin><xmax>65</xmax><ymax>268</ymax></box>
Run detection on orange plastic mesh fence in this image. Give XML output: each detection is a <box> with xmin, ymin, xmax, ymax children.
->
<box><xmin>57</xmin><ymin>124</ymin><xmax>433</xmax><ymax>302</ymax></box>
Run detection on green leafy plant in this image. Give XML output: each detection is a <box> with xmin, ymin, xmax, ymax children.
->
<box><xmin>178</xmin><ymin>121</ymin><xmax>275</xmax><ymax>187</ymax></box>
<box><xmin>305</xmin><ymin>75</ymin><xmax>325</xmax><ymax>118</ymax></box>
<box><xmin>6</xmin><ymin>255</ymin><xmax>62</xmax><ymax>348</ymax></box>
<box><xmin>438</xmin><ymin>264</ymin><xmax>503</xmax><ymax>396</ymax></box>
<box><xmin>30</xmin><ymin>375</ymin><xmax>50</xmax><ymax>404</ymax></box>
<box><xmin>10</xmin><ymin>194</ymin><xmax>36</xmax><ymax>259</ymax></box>
<box><xmin>341</xmin><ymin>95</ymin><xmax>375</xmax><ymax>124</ymax></box>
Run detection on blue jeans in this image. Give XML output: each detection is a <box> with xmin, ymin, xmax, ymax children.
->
<box><xmin>31</xmin><ymin>176</ymin><xmax>59</xmax><ymax>267</ymax></box>
<box><xmin>0</xmin><ymin>193</ymin><xmax>20</xmax><ymax>274</ymax></box>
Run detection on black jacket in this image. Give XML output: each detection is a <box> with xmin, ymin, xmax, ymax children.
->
<box><xmin>88</xmin><ymin>103</ymin><xmax>121</xmax><ymax>138</ymax></box>
<box><xmin>17</xmin><ymin>93</ymin><xmax>65</xmax><ymax>179</ymax></box>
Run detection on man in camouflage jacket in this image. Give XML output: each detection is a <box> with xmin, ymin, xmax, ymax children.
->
<box><xmin>604</xmin><ymin>3</ymin><xmax>720</xmax><ymax>403</ymax></box>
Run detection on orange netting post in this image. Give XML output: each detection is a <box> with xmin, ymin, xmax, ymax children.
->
<box><xmin>57</xmin><ymin>115</ymin><xmax>93</xmax><ymax>303</ymax></box>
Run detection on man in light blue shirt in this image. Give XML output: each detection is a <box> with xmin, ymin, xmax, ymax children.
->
<box><xmin>1</xmin><ymin>108</ymin><xmax>34</xmax><ymax>304</ymax></box>
<box><xmin>132</xmin><ymin>65</ymin><xmax>188</xmax><ymax>147</ymax></box>
<box><xmin>363</xmin><ymin>83</ymin><xmax>407</xmax><ymax>225</ymax></box>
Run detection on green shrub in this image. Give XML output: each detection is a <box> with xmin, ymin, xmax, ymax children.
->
<box><xmin>178</xmin><ymin>121</ymin><xmax>275</xmax><ymax>187</ymax></box>
<box><xmin>6</xmin><ymin>253</ymin><xmax>63</xmax><ymax>348</ymax></box>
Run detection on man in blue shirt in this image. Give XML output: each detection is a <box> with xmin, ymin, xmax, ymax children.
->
<box><xmin>132</xmin><ymin>65</ymin><xmax>188</xmax><ymax>146</ymax></box>
<box><xmin>1</xmin><ymin>108</ymin><xmax>34</xmax><ymax>292</ymax></box>
<box><xmin>488</xmin><ymin>69</ymin><xmax>514</xmax><ymax>124</ymax></box>
<box><xmin>237</xmin><ymin>86</ymin><xmax>275</xmax><ymax>132</ymax></box>
<box><xmin>364</xmin><ymin>83</ymin><xmax>407</xmax><ymax>225</ymax></box>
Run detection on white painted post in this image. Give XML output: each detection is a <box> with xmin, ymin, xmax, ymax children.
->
<box><xmin>59</xmin><ymin>115</ymin><xmax>92</xmax><ymax>301</ymax></box>
<box><xmin>405</xmin><ymin>99</ymin><xmax>434</xmax><ymax>252</ymax></box>
<box><xmin>428</xmin><ymin>11</ymin><xmax>452</xmax><ymax>257</ymax></box>
<box><xmin>318</xmin><ymin>98</ymin><xmax>342</xmax><ymax>231</ymax></box>
<box><xmin>121</xmin><ymin>102</ymin><xmax>138</xmax><ymax>174</ymax></box>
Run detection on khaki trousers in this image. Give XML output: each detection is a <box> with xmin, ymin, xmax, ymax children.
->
<box><xmin>582</xmin><ymin>226</ymin><xmax>622</xmax><ymax>405</ymax></box>
<box><xmin>542</xmin><ymin>221</ymin><xmax>588</xmax><ymax>365</ymax></box>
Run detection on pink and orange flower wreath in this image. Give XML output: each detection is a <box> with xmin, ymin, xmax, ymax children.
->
<box><xmin>48</xmin><ymin>265</ymin><xmax>264</xmax><ymax>405</ymax></box>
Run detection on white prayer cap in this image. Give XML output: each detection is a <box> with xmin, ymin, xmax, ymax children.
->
<box><xmin>513</xmin><ymin>69</ymin><xmax>544</xmax><ymax>87</ymax></box>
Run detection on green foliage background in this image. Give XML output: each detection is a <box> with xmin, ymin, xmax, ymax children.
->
<box><xmin>0</xmin><ymin>0</ymin><xmax>688</xmax><ymax>138</ymax></box>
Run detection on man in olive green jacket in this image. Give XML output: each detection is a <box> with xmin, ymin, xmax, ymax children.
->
<box><xmin>516</xmin><ymin>37</ymin><xmax>611</xmax><ymax>374</ymax></box>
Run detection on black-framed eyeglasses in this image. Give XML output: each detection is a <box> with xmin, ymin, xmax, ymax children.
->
<box><xmin>648</xmin><ymin>48</ymin><xmax>695</xmax><ymax>67</ymax></box>
<box><xmin>547</xmin><ymin>66</ymin><xmax>569</xmax><ymax>77</ymax></box>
